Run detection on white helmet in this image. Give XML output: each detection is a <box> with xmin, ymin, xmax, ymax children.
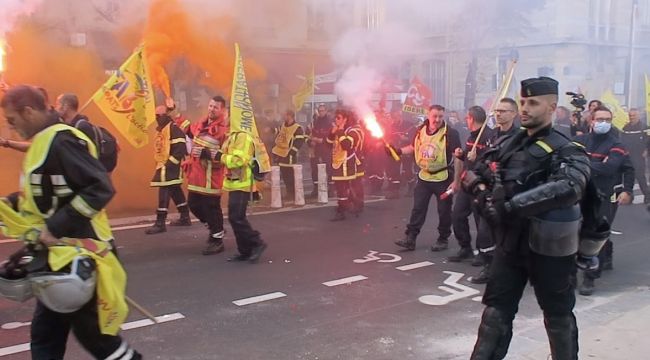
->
<box><xmin>29</xmin><ymin>256</ymin><xmax>97</xmax><ymax>313</ymax></box>
<box><xmin>0</xmin><ymin>276</ymin><xmax>33</xmax><ymax>302</ymax></box>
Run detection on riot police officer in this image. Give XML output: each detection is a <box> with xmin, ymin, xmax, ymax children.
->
<box><xmin>463</xmin><ymin>77</ymin><xmax>591</xmax><ymax>359</ymax></box>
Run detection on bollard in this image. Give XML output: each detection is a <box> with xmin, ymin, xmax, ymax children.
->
<box><xmin>293</xmin><ymin>164</ymin><xmax>305</xmax><ymax>206</ymax></box>
<box><xmin>317</xmin><ymin>163</ymin><xmax>328</xmax><ymax>204</ymax></box>
<box><xmin>271</xmin><ymin>166</ymin><xmax>282</xmax><ymax>208</ymax></box>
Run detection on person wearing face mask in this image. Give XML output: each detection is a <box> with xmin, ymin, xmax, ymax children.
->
<box><xmin>144</xmin><ymin>105</ymin><xmax>190</xmax><ymax>235</ymax></box>
<box><xmin>573</xmin><ymin>106</ymin><xmax>634</xmax><ymax>296</ymax></box>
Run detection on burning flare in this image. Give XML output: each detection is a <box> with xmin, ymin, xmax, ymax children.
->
<box><xmin>361</xmin><ymin>111</ymin><xmax>400</xmax><ymax>161</ymax></box>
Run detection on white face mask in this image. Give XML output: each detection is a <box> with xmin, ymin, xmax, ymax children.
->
<box><xmin>593</xmin><ymin>121</ymin><xmax>611</xmax><ymax>134</ymax></box>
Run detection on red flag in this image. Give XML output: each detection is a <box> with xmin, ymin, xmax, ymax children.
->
<box><xmin>402</xmin><ymin>77</ymin><xmax>432</xmax><ymax>115</ymax></box>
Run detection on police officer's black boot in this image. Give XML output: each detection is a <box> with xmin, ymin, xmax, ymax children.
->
<box><xmin>470</xmin><ymin>307</ymin><xmax>513</xmax><ymax>360</ymax></box>
<box><xmin>544</xmin><ymin>314</ymin><xmax>579</xmax><ymax>360</ymax></box>
<box><xmin>471</xmin><ymin>253</ymin><xmax>492</xmax><ymax>284</ymax></box>
<box><xmin>169</xmin><ymin>205</ymin><xmax>192</xmax><ymax>226</ymax></box>
<box><xmin>394</xmin><ymin>233</ymin><xmax>416</xmax><ymax>251</ymax></box>
<box><xmin>601</xmin><ymin>240</ymin><xmax>613</xmax><ymax>271</ymax></box>
<box><xmin>145</xmin><ymin>210</ymin><xmax>167</xmax><ymax>234</ymax></box>
<box><xmin>202</xmin><ymin>231</ymin><xmax>225</xmax><ymax>255</ymax></box>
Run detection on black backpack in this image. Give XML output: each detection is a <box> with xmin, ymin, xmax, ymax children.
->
<box><xmin>75</xmin><ymin>119</ymin><xmax>119</xmax><ymax>172</ymax></box>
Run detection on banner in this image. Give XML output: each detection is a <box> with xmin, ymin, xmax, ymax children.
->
<box><xmin>600</xmin><ymin>90</ymin><xmax>627</xmax><ymax>130</ymax></box>
<box><xmin>230</xmin><ymin>43</ymin><xmax>271</xmax><ymax>173</ymax></box>
<box><xmin>402</xmin><ymin>76</ymin><xmax>432</xmax><ymax>115</ymax></box>
<box><xmin>91</xmin><ymin>45</ymin><xmax>155</xmax><ymax>148</ymax></box>
<box><xmin>292</xmin><ymin>66</ymin><xmax>314</xmax><ymax>110</ymax></box>
<box><xmin>646</xmin><ymin>74</ymin><xmax>650</xmax><ymax>126</ymax></box>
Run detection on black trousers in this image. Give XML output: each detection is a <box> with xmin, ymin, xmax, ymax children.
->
<box><xmin>476</xmin><ymin>215</ymin><xmax>495</xmax><ymax>253</ymax></box>
<box><xmin>228</xmin><ymin>190</ymin><xmax>263</xmax><ymax>256</ymax></box>
<box><xmin>630</xmin><ymin>155</ymin><xmax>649</xmax><ymax>197</ymax></box>
<box><xmin>31</xmin><ymin>298</ymin><xmax>140</xmax><ymax>360</ymax></box>
<box><xmin>157</xmin><ymin>184</ymin><xmax>187</xmax><ymax>210</ymax></box>
<box><xmin>280</xmin><ymin>166</ymin><xmax>296</xmax><ymax>198</ymax></box>
<box><xmin>335</xmin><ymin>180</ymin><xmax>353</xmax><ymax>213</ymax></box>
<box><xmin>386</xmin><ymin>157</ymin><xmax>401</xmax><ymax>191</ymax></box>
<box><xmin>405</xmin><ymin>178</ymin><xmax>453</xmax><ymax>240</ymax></box>
<box><xmin>451</xmin><ymin>190</ymin><xmax>479</xmax><ymax>249</ymax></box>
<box><xmin>483</xmin><ymin>247</ymin><xmax>577</xmax><ymax>319</ymax></box>
<box><xmin>188</xmin><ymin>192</ymin><xmax>223</xmax><ymax>234</ymax></box>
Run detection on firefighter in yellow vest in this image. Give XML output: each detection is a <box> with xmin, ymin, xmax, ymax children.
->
<box><xmin>271</xmin><ymin>109</ymin><xmax>306</xmax><ymax>201</ymax></box>
<box><xmin>386</xmin><ymin>104</ymin><xmax>463</xmax><ymax>251</ymax></box>
<box><xmin>145</xmin><ymin>105</ymin><xmax>190</xmax><ymax>234</ymax></box>
<box><xmin>210</xmin><ymin>131</ymin><xmax>268</xmax><ymax>263</ymax></box>
<box><xmin>327</xmin><ymin>108</ymin><xmax>363</xmax><ymax>221</ymax></box>
<box><xmin>0</xmin><ymin>85</ymin><xmax>141</xmax><ymax>359</ymax></box>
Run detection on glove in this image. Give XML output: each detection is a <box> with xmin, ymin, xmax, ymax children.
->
<box><xmin>476</xmin><ymin>191</ymin><xmax>508</xmax><ymax>226</ymax></box>
<box><xmin>211</xmin><ymin>149</ymin><xmax>223</xmax><ymax>162</ymax></box>
<box><xmin>461</xmin><ymin>170</ymin><xmax>482</xmax><ymax>195</ymax></box>
<box><xmin>384</xmin><ymin>143</ymin><xmax>402</xmax><ymax>157</ymax></box>
<box><xmin>200</xmin><ymin>148</ymin><xmax>212</xmax><ymax>160</ymax></box>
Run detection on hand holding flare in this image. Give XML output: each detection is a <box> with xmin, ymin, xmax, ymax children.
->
<box><xmin>363</xmin><ymin>113</ymin><xmax>401</xmax><ymax>161</ymax></box>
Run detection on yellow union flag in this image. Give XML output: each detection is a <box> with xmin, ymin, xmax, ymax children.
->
<box><xmin>229</xmin><ymin>43</ymin><xmax>270</xmax><ymax>173</ymax></box>
<box><xmin>292</xmin><ymin>66</ymin><xmax>314</xmax><ymax>111</ymax></box>
<box><xmin>91</xmin><ymin>45</ymin><xmax>155</xmax><ymax>148</ymax></box>
<box><xmin>600</xmin><ymin>90</ymin><xmax>627</xmax><ymax>130</ymax></box>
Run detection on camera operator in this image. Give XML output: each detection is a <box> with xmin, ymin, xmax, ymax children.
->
<box><xmin>566</xmin><ymin>92</ymin><xmax>589</xmax><ymax>136</ymax></box>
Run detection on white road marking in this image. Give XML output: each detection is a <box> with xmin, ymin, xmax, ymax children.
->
<box><xmin>0</xmin><ymin>343</ymin><xmax>30</xmax><ymax>357</ymax></box>
<box><xmin>1</xmin><ymin>321</ymin><xmax>31</xmax><ymax>330</ymax></box>
<box><xmin>0</xmin><ymin>312</ymin><xmax>184</xmax><ymax>357</ymax></box>
<box><xmin>232</xmin><ymin>292</ymin><xmax>287</xmax><ymax>306</ymax></box>
<box><xmin>120</xmin><ymin>312</ymin><xmax>185</xmax><ymax>330</ymax></box>
<box><xmin>322</xmin><ymin>275</ymin><xmax>368</xmax><ymax>287</ymax></box>
<box><xmin>396</xmin><ymin>261</ymin><xmax>434</xmax><ymax>271</ymax></box>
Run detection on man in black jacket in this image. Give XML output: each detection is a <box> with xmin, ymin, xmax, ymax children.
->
<box><xmin>621</xmin><ymin>108</ymin><xmax>649</xmax><ymax>203</ymax></box>
<box><xmin>465</xmin><ymin>77</ymin><xmax>590</xmax><ymax>360</ymax></box>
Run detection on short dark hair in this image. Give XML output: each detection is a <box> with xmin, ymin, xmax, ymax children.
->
<box><xmin>59</xmin><ymin>93</ymin><xmax>79</xmax><ymax>111</ymax></box>
<box><xmin>211</xmin><ymin>95</ymin><xmax>226</xmax><ymax>107</ymax></box>
<box><xmin>592</xmin><ymin>105</ymin><xmax>612</xmax><ymax>117</ymax></box>
<box><xmin>285</xmin><ymin>109</ymin><xmax>295</xmax><ymax>119</ymax></box>
<box><xmin>1</xmin><ymin>85</ymin><xmax>48</xmax><ymax>112</ymax></box>
<box><xmin>429</xmin><ymin>104</ymin><xmax>445</xmax><ymax>112</ymax></box>
<box><xmin>499</xmin><ymin>97</ymin><xmax>518</xmax><ymax>110</ymax></box>
<box><xmin>588</xmin><ymin>100</ymin><xmax>603</xmax><ymax>108</ymax></box>
<box><xmin>467</xmin><ymin>105</ymin><xmax>486</xmax><ymax>124</ymax></box>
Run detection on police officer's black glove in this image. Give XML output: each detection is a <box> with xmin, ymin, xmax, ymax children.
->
<box><xmin>476</xmin><ymin>191</ymin><xmax>509</xmax><ymax>226</ymax></box>
<box><xmin>384</xmin><ymin>143</ymin><xmax>402</xmax><ymax>158</ymax></box>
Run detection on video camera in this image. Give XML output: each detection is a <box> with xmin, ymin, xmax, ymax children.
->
<box><xmin>566</xmin><ymin>92</ymin><xmax>587</xmax><ymax>112</ymax></box>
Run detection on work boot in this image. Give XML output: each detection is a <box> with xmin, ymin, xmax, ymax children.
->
<box><xmin>202</xmin><ymin>232</ymin><xmax>225</xmax><ymax>255</ymax></box>
<box><xmin>471</xmin><ymin>253</ymin><xmax>492</xmax><ymax>284</ymax></box>
<box><xmin>544</xmin><ymin>314</ymin><xmax>579</xmax><ymax>360</ymax></box>
<box><xmin>447</xmin><ymin>247</ymin><xmax>474</xmax><ymax>262</ymax></box>
<box><xmin>430</xmin><ymin>238</ymin><xmax>448</xmax><ymax>252</ymax></box>
<box><xmin>579</xmin><ymin>276</ymin><xmax>595</xmax><ymax>296</ymax></box>
<box><xmin>471</xmin><ymin>254</ymin><xmax>485</xmax><ymax>267</ymax></box>
<box><xmin>394</xmin><ymin>234</ymin><xmax>417</xmax><ymax>251</ymax></box>
<box><xmin>248</xmin><ymin>242</ymin><xmax>268</xmax><ymax>263</ymax></box>
<box><xmin>169</xmin><ymin>206</ymin><xmax>192</xmax><ymax>226</ymax></box>
<box><xmin>145</xmin><ymin>210</ymin><xmax>167</xmax><ymax>235</ymax></box>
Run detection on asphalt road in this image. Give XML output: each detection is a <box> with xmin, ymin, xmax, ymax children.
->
<box><xmin>1</xmin><ymin>194</ymin><xmax>649</xmax><ymax>359</ymax></box>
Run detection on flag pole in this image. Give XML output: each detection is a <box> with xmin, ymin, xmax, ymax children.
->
<box><xmin>470</xmin><ymin>59</ymin><xmax>517</xmax><ymax>155</ymax></box>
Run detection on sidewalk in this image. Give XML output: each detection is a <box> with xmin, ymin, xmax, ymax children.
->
<box><xmin>517</xmin><ymin>286</ymin><xmax>650</xmax><ymax>359</ymax></box>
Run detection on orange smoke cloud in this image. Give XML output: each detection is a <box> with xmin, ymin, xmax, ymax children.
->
<box><xmin>143</xmin><ymin>0</ymin><xmax>266</xmax><ymax>97</ymax></box>
<box><xmin>2</xmin><ymin>21</ymin><xmax>105</xmax><ymax>105</ymax></box>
